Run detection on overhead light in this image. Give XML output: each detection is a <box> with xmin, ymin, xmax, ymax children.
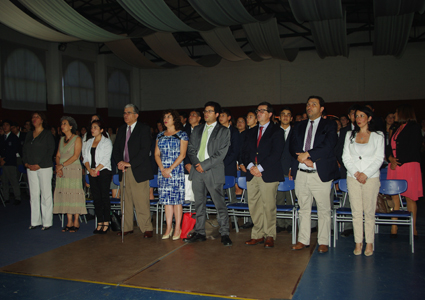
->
<box><xmin>58</xmin><ymin>43</ymin><xmax>67</xmax><ymax>52</ymax></box>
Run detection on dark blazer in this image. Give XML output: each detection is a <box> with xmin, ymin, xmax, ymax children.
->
<box><xmin>385</xmin><ymin>121</ymin><xmax>422</xmax><ymax>165</ymax></box>
<box><xmin>16</xmin><ymin>132</ymin><xmax>27</xmax><ymax>157</ymax></box>
<box><xmin>242</xmin><ymin>122</ymin><xmax>285</xmax><ymax>183</ymax></box>
<box><xmin>280</xmin><ymin>126</ymin><xmax>293</xmax><ymax>176</ymax></box>
<box><xmin>290</xmin><ymin>118</ymin><xmax>339</xmax><ymax>182</ymax></box>
<box><xmin>187</xmin><ymin>122</ymin><xmax>230</xmax><ymax>184</ymax></box>
<box><xmin>335</xmin><ymin>124</ymin><xmax>352</xmax><ymax>179</ymax></box>
<box><xmin>112</xmin><ymin>122</ymin><xmax>153</xmax><ymax>183</ymax></box>
<box><xmin>223</xmin><ymin>125</ymin><xmax>240</xmax><ymax>177</ymax></box>
<box><xmin>183</xmin><ymin>125</ymin><xmax>195</xmax><ymax>174</ymax></box>
<box><xmin>0</xmin><ymin>133</ymin><xmax>20</xmax><ymax>166</ymax></box>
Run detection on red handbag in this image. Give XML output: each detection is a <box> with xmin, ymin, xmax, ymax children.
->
<box><xmin>180</xmin><ymin>212</ymin><xmax>196</xmax><ymax>239</ymax></box>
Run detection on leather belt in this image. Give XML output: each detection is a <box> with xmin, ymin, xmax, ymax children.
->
<box><xmin>298</xmin><ymin>168</ymin><xmax>317</xmax><ymax>173</ymax></box>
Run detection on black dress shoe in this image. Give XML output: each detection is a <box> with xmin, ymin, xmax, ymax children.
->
<box><xmin>341</xmin><ymin>229</ymin><xmax>353</xmax><ymax>237</ymax></box>
<box><xmin>241</xmin><ymin>222</ymin><xmax>254</xmax><ymax>229</ymax></box>
<box><xmin>221</xmin><ymin>235</ymin><xmax>232</xmax><ymax>246</ymax></box>
<box><xmin>183</xmin><ymin>233</ymin><xmax>206</xmax><ymax>243</ymax></box>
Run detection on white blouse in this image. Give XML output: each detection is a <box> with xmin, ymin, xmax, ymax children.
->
<box><xmin>342</xmin><ymin>131</ymin><xmax>385</xmax><ymax>179</ymax></box>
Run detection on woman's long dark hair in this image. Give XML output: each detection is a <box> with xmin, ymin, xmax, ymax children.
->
<box><xmin>90</xmin><ymin>120</ymin><xmax>108</xmax><ymax>139</ymax></box>
<box><xmin>349</xmin><ymin>106</ymin><xmax>382</xmax><ymax>143</ymax></box>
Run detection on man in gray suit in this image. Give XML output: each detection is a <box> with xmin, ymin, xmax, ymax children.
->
<box><xmin>184</xmin><ymin>101</ymin><xmax>232</xmax><ymax>246</ymax></box>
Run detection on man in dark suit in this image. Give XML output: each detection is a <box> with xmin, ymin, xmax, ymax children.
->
<box><xmin>219</xmin><ymin>108</ymin><xmax>240</xmax><ymax>203</ymax></box>
<box><xmin>242</xmin><ymin>102</ymin><xmax>285</xmax><ymax>248</ymax></box>
<box><xmin>290</xmin><ymin>96</ymin><xmax>339</xmax><ymax>253</ymax></box>
<box><xmin>184</xmin><ymin>101</ymin><xmax>232</xmax><ymax>246</ymax></box>
<box><xmin>276</xmin><ymin>106</ymin><xmax>295</xmax><ymax>233</ymax></box>
<box><xmin>112</xmin><ymin>104</ymin><xmax>154</xmax><ymax>238</ymax></box>
<box><xmin>0</xmin><ymin>120</ymin><xmax>21</xmax><ymax>205</ymax></box>
<box><xmin>184</xmin><ymin>110</ymin><xmax>202</xmax><ymax>174</ymax></box>
<box><xmin>179</xmin><ymin>111</ymin><xmax>189</xmax><ymax>130</ymax></box>
<box><xmin>334</xmin><ymin>104</ymin><xmax>360</xmax><ymax>237</ymax></box>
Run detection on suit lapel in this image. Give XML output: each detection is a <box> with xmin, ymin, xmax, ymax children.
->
<box><xmin>207</xmin><ymin>124</ymin><xmax>220</xmax><ymax>154</ymax></box>
<box><xmin>313</xmin><ymin>118</ymin><xmax>325</xmax><ymax>148</ymax></box>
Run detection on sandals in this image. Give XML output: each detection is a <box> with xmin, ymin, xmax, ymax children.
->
<box><xmin>29</xmin><ymin>225</ymin><xmax>41</xmax><ymax>230</ymax></box>
<box><xmin>41</xmin><ymin>226</ymin><xmax>51</xmax><ymax>231</ymax></box>
<box><xmin>70</xmin><ymin>226</ymin><xmax>80</xmax><ymax>233</ymax></box>
<box><xmin>62</xmin><ymin>226</ymin><xmax>73</xmax><ymax>232</ymax></box>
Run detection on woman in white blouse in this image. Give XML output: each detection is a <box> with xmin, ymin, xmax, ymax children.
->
<box><xmin>342</xmin><ymin>106</ymin><xmax>384</xmax><ymax>256</ymax></box>
<box><xmin>83</xmin><ymin>120</ymin><xmax>113</xmax><ymax>234</ymax></box>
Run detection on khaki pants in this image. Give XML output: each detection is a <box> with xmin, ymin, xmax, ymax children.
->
<box><xmin>295</xmin><ymin>171</ymin><xmax>332</xmax><ymax>246</ymax></box>
<box><xmin>247</xmin><ymin>176</ymin><xmax>279</xmax><ymax>239</ymax></box>
<box><xmin>121</xmin><ymin>168</ymin><xmax>152</xmax><ymax>233</ymax></box>
<box><xmin>347</xmin><ymin>176</ymin><xmax>380</xmax><ymax>244</ymax></box>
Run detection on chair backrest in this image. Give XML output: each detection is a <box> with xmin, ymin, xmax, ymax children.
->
<box><xmin>379</xmin><ymin>179</ymin><xmax>408</xmax><ymax>195</ymax></box>
<box><xmin>18</xmin><ymin>165</ymin><xmax>27</xmax><ymax>174</ymax></box>
<box><xmin>277</xmin><ymin>180</ymin><xmax>294</xmax><ymax>192</ymax></box>
<box><xmin>112</xmin><ymin>174</ymin><xmax>120</xmax><ymax>186</ymax></box>
<box><xmin>237</xmin><ymin>176</ymin><xmax>247</xmax><ymax>190</ymax></box>
<box><xmin>149</xmin><ymin>175</ymin><xmax>158</xmax><ymax>188</ymax></box>
<box><xmin>338</xmin><ymin>179</ymin><xmax>348</xmax><ymax>193</ymax></box>
<box><xmin>224</xmin><ymin>176</ymin><xmax>236</xmax><ymax>190</ymax></box>
<box><xmin>380</xmin><ymin>167</ymin><xmax>388</xmax><ymax>180</ymax></box>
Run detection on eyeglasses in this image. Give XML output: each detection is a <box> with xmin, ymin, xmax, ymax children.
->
<box><xmin>203</xmin><ymin>110</ymin><xmax>215</xmax><ymax>114</ymax></box>
<box><xmin>123</xmin><ymin>112</ymin><xmax>136</xmax><ymax>116</ymax></box>
<box><xmin>255</xmin><ymin>109</ymin><xmax>269</xmax><ymax>114</ymax></box>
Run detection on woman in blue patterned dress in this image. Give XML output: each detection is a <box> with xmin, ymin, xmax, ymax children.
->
<box><xmin>155</xmin><ymin>110</ymin><xmax>189</xmax><ymax>240</ymax></box>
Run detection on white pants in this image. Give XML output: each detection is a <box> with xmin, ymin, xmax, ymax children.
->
<box><xmin>28</xmin><ymin>167</ymin><xmax>53</xmax><ymax>227</ymax></box>
<box><xmin>347</xmin><ymin>176</ymin><xmax>380</xmax><ymax>244</ymax></box>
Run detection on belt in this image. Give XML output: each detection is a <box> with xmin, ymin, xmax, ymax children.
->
<box><xmin>298</xmin><ymin>168</ymin><xmax>317</xmax><ymax>174</ymax></box>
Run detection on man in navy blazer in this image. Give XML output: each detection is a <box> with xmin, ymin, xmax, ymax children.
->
<box><xmin>290</xmin><ymin>96</ymin><xmax>339</xmax><ymax>253</ymax></box>
<box><xmin>219</xmin><ymin>108</ymin><xmax>240</xmax><ymax>203</ymax></box>
<box><xmin>112</xmin><ymin>104</ymin><xmax>154</xmax><ymax>238</ymax></box>
<box><xmin>0</xmin><ymin>120</ymin><xmax>22</xmax><ymax>205</ymax></box>
<box><xmin>242</xmin><ymin>102</ymin><xmax>284</xmax><ymax>248</ymax></box>
<box><xmin>276</xmin><ymin>107</ymin><xmax>295</xmax><ymax>232</ymax></box>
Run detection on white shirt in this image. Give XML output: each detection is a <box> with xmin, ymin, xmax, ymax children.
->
<box><xmin>197</xmin><ymin>122</ymin><xmax>217</xmax><ymax>161</ymax></box>
<box><xmin>281</xmin><ymin>125</ymin><xmax>291</xmax><ymax>141</ymax></box>
<box><xmin>82</xmin><ymin>135</ymin><xmax>113</xmax><ymax>171</ymax></box>
<box><xmin>299</xmin><ymin>117</ymin><xmax>321</xmax><ymax>170</ymax></box>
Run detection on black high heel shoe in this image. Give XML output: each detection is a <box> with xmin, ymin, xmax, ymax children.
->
<box><xmin>99</xmin><ymin>224</ymin><xmax>110</xmax><ymax>234</ymax></box>
<box><xmin>93</xmin><ymin>223</ymin><xmax>103</xmax><ymax>234</ymax></box>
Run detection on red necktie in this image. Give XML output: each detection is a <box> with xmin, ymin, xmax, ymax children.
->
<box><xmin>255</xmin><ymin>126</ymin><xmax>263</xmax><ymax>164</ymax></box>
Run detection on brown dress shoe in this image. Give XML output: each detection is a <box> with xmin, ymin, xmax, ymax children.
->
<box><xmin>291</xmin><ymin>242</ymin><xmax>310</xmax><ymax>250</ymax></box>
<box><xmin>144</xmin><ymin>231</ymin><xmax>153</xmax><ymax>238</ymax></box>
<box><xmin>117</xmin><ymin>230</ymin><xmax>134</xmax><ymax>236</ymax></box>
<box><xmin>264</xmin><ymin>237</ymin><xmax>274</xmax><ymax>248</ymax></box>
<box><xmin>318</xmin><ymin>244</ymin><xmax>328</xmax><ymax>253</ymax></box>
<box><xmin>245</xmin><ymin>238</ymin><xmax>265</xmax><ymax>245</ymax></box>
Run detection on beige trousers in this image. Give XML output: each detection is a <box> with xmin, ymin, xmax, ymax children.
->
<box><xmin>120</xmin><ymin>168</ymin><xmax>153</xmax><ymax>232</ymax></box>
<box><xmin>295</xmin><ymin>171</ymin><xmax>332</xmax><ymax>246</ymax></box>
<box><xmin>347</xmin><ymin>176</ymin><xmax>380</xmax><ymax>244</ymax></box>
<box><xmin>247</xmin><ymin>176</ymin><xmax>279</xmax><ymax>239</ymax></box>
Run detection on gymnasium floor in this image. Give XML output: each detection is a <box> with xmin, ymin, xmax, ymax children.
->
<box><xmin>1</xmin><ymin>193</ymin><xmax>424</xmax><ymax>300</ymax></box>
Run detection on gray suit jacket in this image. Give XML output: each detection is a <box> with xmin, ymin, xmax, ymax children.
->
<box><xmin>187</xmin><ymin>123</ymin><xmax>230</xmax><ymax>184</ymax></box>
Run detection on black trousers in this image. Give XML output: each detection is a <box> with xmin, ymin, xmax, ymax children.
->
<box><xmin>89</xmin><ymin>169</ymin><xmax>112</xmax><ymax>223</ymax></box>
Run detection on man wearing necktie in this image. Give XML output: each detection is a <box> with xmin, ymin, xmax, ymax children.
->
<box><xmin>184</xmin><ymin>101</ymin><xmax>232</xmax><ymax>246</ymax></box>
<box><xmin>290</xmin><ymin>96</ymin><xmax>339</xmax><ymax>253</ymax></box>
<box><xmin>242</xmin><ymin>102</ymin><xmax>284</xmax><ymax>248</ymax></box>
<box><xmin>112</xmin><ymin>104</ymin><xmax>154</xmax><ymax>238</ymax></box>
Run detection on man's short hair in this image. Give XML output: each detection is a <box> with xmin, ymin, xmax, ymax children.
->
<box><xmin>2</xmin><ymin>120</ymin><xmax>12</xmax><ymax>126</ymax></box>
<box><xmin>258</xmin><ymin>101</ymin><xmax>274</xmax><ymax>114</ymax></box>
<box><xmin>348</xmin><ymin>104</ymin><xmax>361</xmax><ymax>114</ymax></box>
<box><xmin>221</xmin><ymin>108</ymin><xmax>232</xmax><ymax>117</ymax></box>
<box><xmin>307</xmin><ymin>96</ymin><xmax>325</xmax><ymax>107</ymax></box>
<box><xmin>124</xmin><ymin>104</ymin><xmax>139</xmax><ymax>114</ymax></box>
<box><xmin>204</xmin><ymin>101</ymin><xmax>221</xmax><ymax>114</ymax></box>
<box><xmin>179</xmin><ymin>111</ymin><xmax>188</xmax><ymax>120</ymax></box>
<box><xmin>190</xmin><ymin>110</ymin><xmax>202</xmax><ymax>118</ymax></box>
<box><xmin>279</xmin><ymin>106</ymin><xmax>293</xmax><ymax>115</ymax></box>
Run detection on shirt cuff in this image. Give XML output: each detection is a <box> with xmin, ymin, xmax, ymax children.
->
<box><xmin>257</xmin><ymin>164</ymin><xmax>264</xmax><ymax>173</ymax></box>
<box><xmin>247</xmin><ymin>163</ymin><xmax>254</xmax><ymax>170</ymax></box>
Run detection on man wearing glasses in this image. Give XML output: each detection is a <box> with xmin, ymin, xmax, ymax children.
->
<box><xmin>184</xmin><ymin>101</ymin><xmax>232</xmax><ymax>246</ymax></box>
<box><xmin>112</xmin><ymin>104</ymin><xmax>154</xmax><ymax>238</ymax></box>
<box><xmin>242</xmin><ymin>102</ymin><xmax>285</xmax><ymax>248</ymax></box>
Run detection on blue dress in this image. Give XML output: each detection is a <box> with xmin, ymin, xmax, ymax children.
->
<box><xmin>157</xmin><ymin>130</ymin><xmax>189</xmax><ymax>205</ymax></box>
